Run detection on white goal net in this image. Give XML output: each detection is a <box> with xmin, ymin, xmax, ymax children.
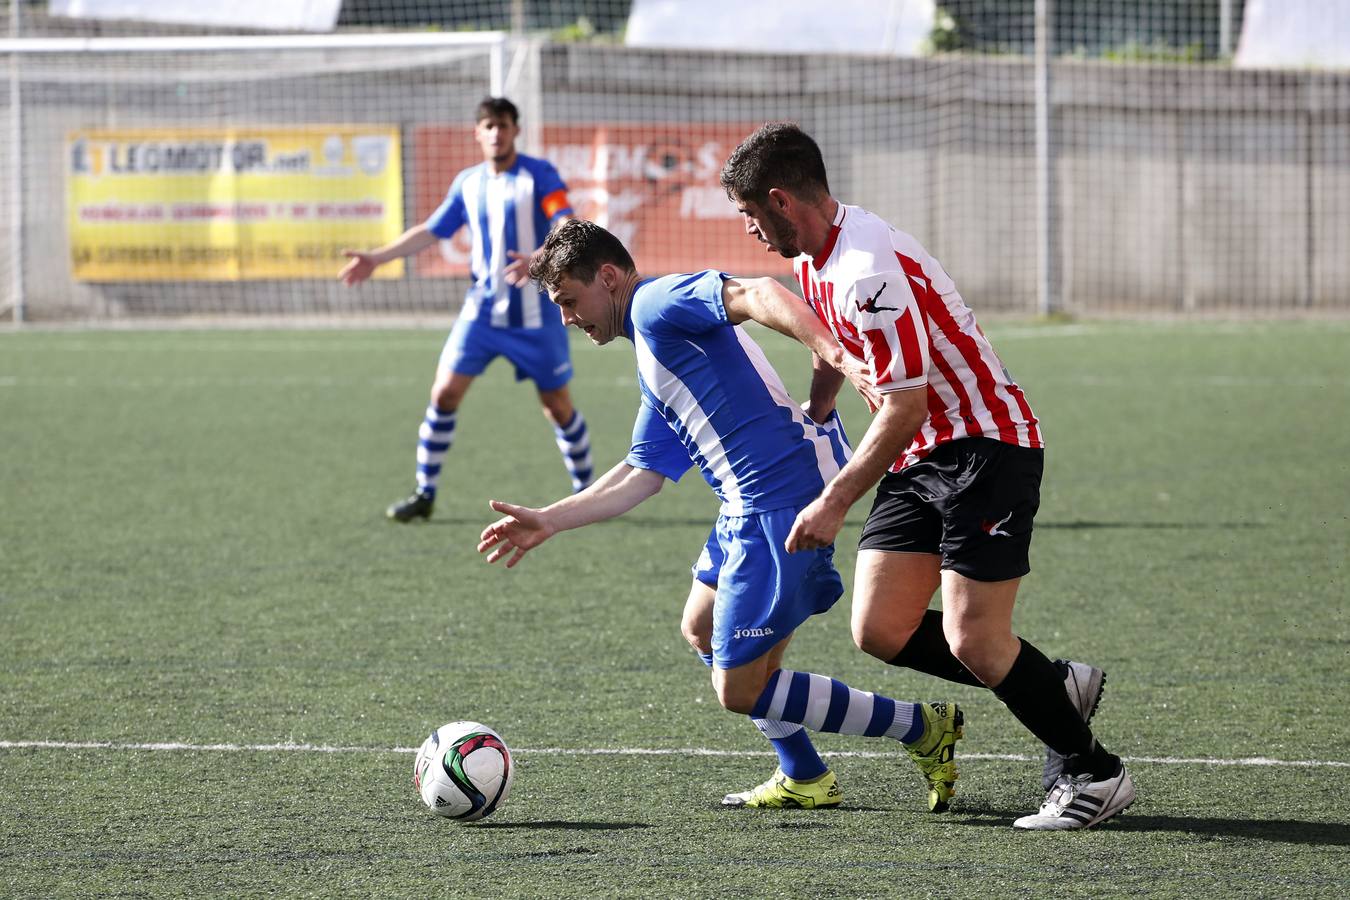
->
<box><xmin>1</xmin><ymin>31</ymin><xmax>507</xmax><ymax>319</ymax></box>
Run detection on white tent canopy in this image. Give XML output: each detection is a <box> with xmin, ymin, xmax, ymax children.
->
<box><xmin>1236</xmin><ymin>0</ymin><xmax>1350</xmax><ymax>69</ymax></box>
<box><xmin>48</xmin><ymin>0</ymin><xmax>342</xmax><ymax>33</ymax></box>
<box><xmin>625</xmin><ymin>0</ymin><xmax>937</xmax><ymax>57</ymax></box>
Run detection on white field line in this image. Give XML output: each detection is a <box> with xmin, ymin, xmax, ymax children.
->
<box><xmin>0</xmin><ymin>374</ymin><xmax>422</xmax><ymax>389</ymax></box>
<box><xmin>0</xmin><ymin>374</ymin><xmax>638</xmax><ymax>389</ymax></box>
<box><xmin>1</xmin><ymin>740</ymin><xmax>1346</xmax><ymax>769</ymax></box>
<box><xmin>0</xmin><ymin>339</ymin><xmax>442</xmax><ymax>353</ymax></box>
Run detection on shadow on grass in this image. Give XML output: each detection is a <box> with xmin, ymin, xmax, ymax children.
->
<box><xmin>1109</xmin><ymin>814</ymin><xmax>1350</xmax><ymax>846</ymax></box>
<box><xmin>427</xmin><ymin>517</ymin><xmax>1260</xmax><ymax>531</ymax></box>
<box><xmin>1038</xmin><ymin>520</ymin><xmax>1266</xmax><ymax>530</ymax></box>
<box><xmin>953</xmin><ymin>808</ymin><xmax>1350</xmax><ymax>846</ymax></box>
<box><xmin>479</xmin><ymin>820</ymin><xmax>652</xmax><ymax>831</ymax></box>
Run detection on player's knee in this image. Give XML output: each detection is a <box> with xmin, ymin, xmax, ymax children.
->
<box><xmin>942</xmin><ymin>625</ymin><xmax>1000</xmax><ymax>681</ymax></box>
<box><xmin>537</xmin><ymin>389</ymin><xmax>574</xmax><ymax>425</ymax></box>
<box><xmin>714</xmin><ymin>686</ymin><xmax>757</xmax><ymax>716</ymax></box>
<box><xmin>713</xmin><ymin>677</ymin><xmax>763</xmax><ymax>715</ymax></box>
<box><xmin>679</xmin><ymin>617</ymin><xmax>711</xmax><ymax>657</ymax></box>
<box><xmin>541</xmin><ymin>404</ymin><xmax>571</xmax><ymax>427</ymax></box>
<box><xmin>431</xmin><ymin>382</ymin><xmax>461</xmax><ymax>411</ymax></box>
<box><xmin>851</xmin><ymin>618</ymin><xmax>905</xmax><ymax>661</ymax></box>
<box><xmin>680</xmin><ymin>583</ymin><xmax>715</xmax><ymax>656</ymax></box>
<box><xmin>942</xmin><ymin>624</ymin><xmax>974</xmax><ymax>662</ymax></box>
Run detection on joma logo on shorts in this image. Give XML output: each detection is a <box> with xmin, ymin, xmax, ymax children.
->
<box><xmin>733</xmin><ymin>627</ymin><xmax>775</xmax><ymax>639</ymax></box>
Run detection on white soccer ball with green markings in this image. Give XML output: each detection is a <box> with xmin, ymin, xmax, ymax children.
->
<box><xmin>413</xmin><ymin>721</ymin><xmax>514</xmax><ymax>821</ymax></box>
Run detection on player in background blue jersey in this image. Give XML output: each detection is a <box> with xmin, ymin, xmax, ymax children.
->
<box><xmin>478</xmin><ymin>220</ymin><xmax>966</xmax><ymax>812</ymax></box>
<box><xmin>340</xmin><ymin>97</ymin><xmax>593</xmax><ymax>522</ymax></box>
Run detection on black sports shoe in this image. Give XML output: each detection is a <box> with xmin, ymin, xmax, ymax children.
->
<box><xmin>386</xmin><ymin>489</ymin><xmax>434</xmax><ymax>522</ymax></box>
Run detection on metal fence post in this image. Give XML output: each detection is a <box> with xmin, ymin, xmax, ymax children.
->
<box><xmin>1035</xmin><ymin>0</ymin><xmax>1058</xmax><ymax>316</ymax></box>
<box><xmin>1219</xmin><ymin>0</ymin><xmax>1234</xmax><ymax>58</ymax></box>
<box><xmin>7</xmin><ymin>0</ymin><xmax>24</xmax><ymax>323</ymax></box>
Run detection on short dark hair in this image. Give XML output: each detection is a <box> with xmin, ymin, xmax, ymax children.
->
<box><xmin>530</xmin><ymin>219</ymin><xmax>636</xmax><ymax>293</ymax></box>
<box><xmin>719</xmin><ymin>122</ymin><xmax>830</xmax><ymax>205</ymax></box>
<box><xmin>475</xmin><ymin>96</ymin><xmax>519</xmax><ymax>125</ymax></box>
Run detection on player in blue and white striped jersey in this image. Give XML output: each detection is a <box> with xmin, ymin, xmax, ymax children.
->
<box><xmin>340</xmin><ymin>97</ymin><xmax>592</xmax><ymax>522</ymax></box>
<box><xmin>478</xmin><ymin>220</ymin><xmax>966</xmax><ymax>812</ymax></box>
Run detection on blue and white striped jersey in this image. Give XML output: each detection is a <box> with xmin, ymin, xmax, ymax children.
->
<box><xmin>425</xmin><ymin>153</ymin><xmax>573</xmax><ymax>330</ymax></box>
<box><xmin>623</xmin><ymin>270</ymin><xmax>852</xmax><ymax>516</ymax></box>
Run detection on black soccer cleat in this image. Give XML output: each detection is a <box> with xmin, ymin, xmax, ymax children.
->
<box><xmin>386</xmin><ymin>489</ymin><xmax>434</xmax><ymax>522</ymax></box>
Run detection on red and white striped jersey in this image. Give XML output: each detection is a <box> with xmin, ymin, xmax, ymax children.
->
<box><xmin>795</xmin><ymin>203</ymin><xmax>1042</xmax><ymax>471</ymax></box>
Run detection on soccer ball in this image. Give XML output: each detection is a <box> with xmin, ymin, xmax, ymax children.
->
<box><xmin>413</xmin><ymin>721</ymin><xmax>514</xmax><ymax>821</ymax></box>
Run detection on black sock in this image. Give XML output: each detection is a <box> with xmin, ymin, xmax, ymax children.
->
<box><xmin>887</xmin><ymin>609</ymin><xmax>986</xmax><ymax>688</ymax></box>
<box><xmin>1064</xmin><ymin>749</ymin><xmax>1122</xmax><ymax>782</ymax></box>
<box><xmin>992</xmin><ymin>639</ymin><xmax>1119</xmax><ymax>779</ymax></box>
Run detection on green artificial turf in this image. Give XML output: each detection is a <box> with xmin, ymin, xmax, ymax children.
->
<box><xmin>2</xmin><ymin>321</ymin><xmax>1347</xmax><ymax>898</ymax></box>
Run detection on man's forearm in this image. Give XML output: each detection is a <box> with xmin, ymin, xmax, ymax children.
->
<box><xmin>821</xmin><ymin>389</ymin><xmax>926</xmax><ymax>510</ymax></box>
<box><xmin>759</xmin><ymin>281</ymin><xmax>844</xmax><ymax>366</ymax></box>
<box><xmin>724</xmin><ymin>277</ymin><xmax>845</xmax><ymax>368</ymax></box>
<box><xmin>370</xmin><ymin>224</ymin><xmax>439</xmax><ymax>264</ymax></box>
<box><xmin>806</xmin><ymin>354</ymin><xmax>845</xmax><ymax>422</ymax></box>
<box><xmin>541</xmin><ymin>461</ymin><xmax>664</xmax><ymax>532</ymax></box>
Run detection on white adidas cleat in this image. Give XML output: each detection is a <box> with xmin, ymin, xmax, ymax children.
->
<box><xmin>1014</xmin><ymin>764</ymin><xmax>1135</xmax><ymax>831</ymax></box>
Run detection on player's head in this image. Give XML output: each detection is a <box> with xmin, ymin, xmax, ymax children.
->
<box><xmin>720</xmin><ymin>123</ymin><xmax>831</xmax><ymax>258</ymax></box>
<box><xmin>474</xmin><ymin>96</ymin><xmax>520</xmax><ymax>165</ymax></box>
<box><xmin>531</xmin><ymin>219</ymin><xmax>637</xmax><ymax>346</ymax></box>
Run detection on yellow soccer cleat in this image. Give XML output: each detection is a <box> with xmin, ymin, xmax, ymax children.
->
<box><xmin>903</xmin><ymin>701</ymin><xmax>965</xmax><ymax>812</ymax></box>
<box><xmin>721</xmin><ymin>768</ymin><xmax>843</xmax><ymax>809</ymax></box>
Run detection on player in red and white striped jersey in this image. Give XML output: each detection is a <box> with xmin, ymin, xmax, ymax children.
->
<box><xmin>719</xmin><ymin>124</ymin><xmax>1135</xmax><ymax>830</ymax></box>
<box><xmin>791</xmin><ymin>207</ymin><xmax>1042</xmax><ymax>470</ymax></box>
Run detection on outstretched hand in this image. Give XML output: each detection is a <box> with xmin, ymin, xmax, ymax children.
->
<box><xmin>478</xmin><ymin>500</ymin><xmax>555</xmax><ymax>568</ymax></box>
<box><xmin>338</xmin><ymin>250</ymin><xmax>378</xmax><ymax>287</ymax></box>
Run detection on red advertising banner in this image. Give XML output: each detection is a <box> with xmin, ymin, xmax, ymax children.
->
<box><xmin>411</xmin><ymin>122</ymin><xmax>777</xmax><ymax>279</ymax></box>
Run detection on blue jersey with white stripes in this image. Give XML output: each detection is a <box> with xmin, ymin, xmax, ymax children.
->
<box><xmin>425</xmin><ymin>153</ymin><xmax>573</xmax><ymax>330</ymax></box>
<box><xmin>623</xmin><ymin>270</ymin><xmax>852</xmax><ymax>516</ymax></box>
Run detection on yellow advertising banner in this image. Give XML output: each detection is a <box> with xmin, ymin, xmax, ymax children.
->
<box><xmin>67</xmin><ymin>127</ymin><xmax>404</xmax><ymax>281</ymax></box>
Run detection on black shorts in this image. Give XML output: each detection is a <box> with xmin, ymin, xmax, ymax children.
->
<box><xmin>858</xmin><ymin>438</ymin><xmax>1043</xmax><ymax>582</ymax></box>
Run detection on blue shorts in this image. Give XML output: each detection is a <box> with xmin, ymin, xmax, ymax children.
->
<box><xmin>438</xmin><ymin>315</ymin><xmax>573</xmax><ymax>391</ymax></box>
<box><xmin>690</xmin><ymin>506</ymin><xmax>844</xmax><ymax>670</ymax></box>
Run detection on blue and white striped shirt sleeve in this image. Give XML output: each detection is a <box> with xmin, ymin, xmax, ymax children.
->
<box><xmin>624</xmin><ymin>396</ymin><xmax>691</xmax><ymax>482</ymax></box>
<box><xmin>425</xmin><ymin>169</ymin><xmax>470</xmax><ymax>238</ymax></box>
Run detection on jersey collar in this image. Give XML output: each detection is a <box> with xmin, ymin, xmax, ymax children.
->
<box><xmin>811</xmin><ymin>203</ymin><xmax>846</xmax><ymax>270</ymax></box>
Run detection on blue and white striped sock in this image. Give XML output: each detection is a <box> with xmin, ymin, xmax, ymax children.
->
<box><xmin>415</xmin><ymin>405</ymin><xmax>456</xmax><ymax>498</ymax></box>
<box><xmin>750</xmin><ymin>669</ymin><xmax>924</xmax><ymax>745</ymax></box>
<box><xmin>752</xmin><ymin>718</ymin><xmax>828</xmax><ymax>781</ymax></box>
<box><xmin>553</xmin><ymin>410</ymin><xmax>593</xmax><ymax>492</ymax></box>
